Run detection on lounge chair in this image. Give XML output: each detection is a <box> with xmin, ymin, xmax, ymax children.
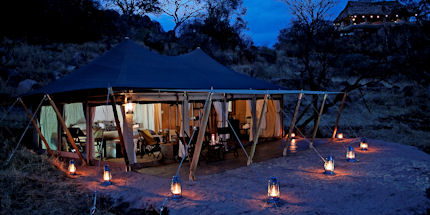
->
<box><xmin>137</xmin><ymin>129</ymin><xmax>161</xmax><ymax>159</ymax></box>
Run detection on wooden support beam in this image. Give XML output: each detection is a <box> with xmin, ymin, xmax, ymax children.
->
<box><xmin>332</xmin><ymin>92</ymin><xmax>347</xmax><ymax>139</ymax></box>
<box><xmin>247</xmin><ymin>94</ymin><xmax>268</xmax><ymax>166</ymax></box>
<box><xmin>19</xmin><ymin>98</ymin><xmax>54</xmax><ymax>157</ymax></box>
<box><xmin>109</xmin><ymin>91</ymin><xmax>131</xmax><ymax>170</ymax></box>
<box><xmin>189</xmin><ymin>93</ymin><xmax>213</xmax><ymax>181</ymax></box>
<box><xmin>282</xmin><ymin>93</ymin><xmax>303</xmax><ymax>156</ymax></box>
<box><xmin>46</xmin><ymin>94</ymin><xmax>86</xmax><ymax>165</ymax></box>
<box><xmin>251</xmin><ymin>96</ymin><xmax>257</xmax><ymax>142</ymax></box>
<box><xmin>182</xmin><ymin>93</ymin><xmax>190</xmax><ymax>137</ymax></box>
<box><xmin>309</xmin><ymin>94</ymin><xmax>327</xmax><ymax>148</ymax></box>
<box><xmin>85</xmin><ymin>104</ymin><xmax>94</xmax><ymax>165</ymax></box>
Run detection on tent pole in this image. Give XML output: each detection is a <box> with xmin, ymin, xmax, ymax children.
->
<box><xmin>182</xmin><ymin>93</ymin><xmax>189</xmax><ymax>137</ymax></box>
<box><xmin>109</xmin><ymin>90</ymin><xmax>131</xmax><ymax>171</ymax></box>
<box><xmin>251</xmin><ymin>96</ymin><xmax>257</xmax><ymax>142</ymax></box>
<box><xmin>247</xmin><ymin>94</ymin><xmax>268</xmax><ymax>166</ymax></box>
<box><xmin>282</xmin><ymin>92</ymin><xmax>303</xmax><ymax>156</ymax></box>
<box><xmin>309</xmin><ymin>94</ymin><xmax>327</xmax><ymax>148</ymax></box>
<box><xmin>46</xmin><ymin>94</ymin><xmax>86</xmax><ymax>165</ymax></box>
<box><xmin>189</xmin><ymin>93</ymin><xmax>213</xmax><ymax>181</ymax></box>
<box><xmin>332</xmin><ymin>92</ymin><xmax>347</xmax><ymax>139</ymax></box>
<box><xmin>85</xmin><ymin>103</ymin><xmax>94</xmax><ymax>165</ymax></box>
<box><xmin>19</xmin><ymin>98</ymin><xmax>54</xmax><ymax>157</ymax></box>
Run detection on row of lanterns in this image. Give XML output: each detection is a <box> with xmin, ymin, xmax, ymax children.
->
<box><xmin>67</xmin><ymin>132</ymin><xmax>369</xmax><ymax>204</ymax></box>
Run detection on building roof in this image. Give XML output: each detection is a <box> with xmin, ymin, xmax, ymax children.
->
<box><xmin>335</xmin><ymin>1</ymin><xmax>401</xmax><ymax>22</ymax></box>
<box><xmin>32</xmin><ymin>40</ymin><xmax>283</xmax><ymax>96</ymax></box>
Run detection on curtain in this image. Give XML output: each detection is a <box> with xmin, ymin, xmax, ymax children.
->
<box><xmin>40</xmin><ymin>106</ymin><xmax>58</xmax><ymax>150</ymax></box>
<box><xmin>64</xmin><ymin>103</ymin><xmax>86</xmax><ymax>129</ymax></box>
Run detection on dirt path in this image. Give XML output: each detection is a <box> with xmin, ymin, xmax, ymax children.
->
<box><xmin>75</xmin><ymin>139</ymin><xmax>430</xmax><ymax>214</ymax></box>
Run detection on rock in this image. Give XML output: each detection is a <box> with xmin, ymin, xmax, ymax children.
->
<box><xmin>16</xmin><ymin>79</ymin><xmax>37</xmax><ymax>95</ymax></box>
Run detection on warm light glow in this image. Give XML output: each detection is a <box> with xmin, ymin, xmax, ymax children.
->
<box><xmin>291</xmin><ymin>139</ymin><xmax>296</xmax><ymax>144</ymax></box>
<box><xmin>377</xmin><ymin>15</ymin><xmax>380</xmax><ymax>18</ymax></box>
<box><xmin>211</xmin><ymin>133</ymin><xmax>216</xmax><ymax>145</ymax></box>
<box><xmin>324</xmin><ymin>156</ymin><xmax>335</xmax><ymax>175</ymax></box>
<box><xmin>346</xmin><ymin>151</ymin><xmax>355</xmax><ymax>159</ymax></box>
<box><xmin>171</xmin><ymin>176</ymin><xmax>182</xmax><ymax>199</ymax></box>
<box><xmin>396</xmin><ymin>14</ymin><xmax>399</xmax><ymax>17</ymax></box>
<box><xmin>291</xmin><ymin>133</ymin><xmax>295</xmax><ymax>138</ymax></box>
<box><xmin>370</xmin><ymin>15</ymin><xmax>373</xmax><ymax>18</ymax></box>
<box><xmin>68</xmin><ymin>160</ymin><xmax>76</xmax><ymax>175</ymax></box>
<box><xmin>362</xmin><ymin>15</ymin><xmax>365</xmax><ymax>18</ymax></box>
<box><xmin>360</xmin><ymin>142</ymin><xmax>368</xmax><ymax>150</ymax></box>
<box><xmin>269</xmin><ymin>185</ymin><xmax>278</xmax><ymax>197</ymax></box>
<box><xmin>103</xmin><ymin>166</ymin><xmax>111</xmax><ymax>182</ymax></box>
<box><xmin>267</xmin><ymin>177</ymin><xmax>280</xmax><ymax>203</ymax></box>
<box><xmin>171</xmin><ymin>183</ymin><xmax>181</xmax><ymax>195</ymax></box>
<box><xmin>125</xmin><ymin>102</ymin><xmax>134</xmax><ymax>114</ymax></box>
<box><xmin>337</xmin><ymin>133</ymin><xmax>344</xmax><ymax>139</ymax></box>
<box><xmin>352</xmin><ymin>18</ymin><xmax>356</xmax><ymax>21</ymax></box>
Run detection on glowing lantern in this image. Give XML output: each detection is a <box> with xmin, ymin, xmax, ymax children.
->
<box><xmin>68</xmin><ymin>160</ymin><xmax>76</xmax><ymax>175</ymax></box>
<box><xmin>377</xmin><ymin>15</ymin><xmax>380</xmax><ymax>18</ymax></box>
<box><xmin>290</xmin><ymin>133</ymin><xmax>295</xmax><ymax>138</ymax></box>
<box><xmin>171</xmin><ymin>176</ymin><xmax>182</xmax><ymax>199</ymax></box>
<box><xmin>289</xmin><ymin>138</ymin><xmax>297</xmax><ymax>154</ymax></box>
<box><xmin>362</xmin><ymin>15</ymin><xmax>365</xmax><ymax>18</ymax></box>
<box><xmin>125</xmin><ymin>102</ymin><xmax>134</xmax><ymax>114</ymax></box>
<box><xmin>211</xmin><ymin>133</ymin><xmax>216</xmax><ymax>145</ymax></box>
<box><xmin>324</xmin><ymin>156</ymin><xmax>335</xmax><ymax>175</ymax></box>
<box><xmin>346</xmin><ymin>146</ymin><xmax>356</xmax><ymax>162</ymax></box>
<box><xmin>102</xmin><ymin>165</ymin><xmax>112</xmax><ymax>186</ymax></box>
<box><xmin>370</xmin><ymin>15</ymin><xmax>373</xmax><ymax>18</ymax></box>
<box><xmin>267</xmin><ymin>177</ymin><xmax>280</xmax><ymax>203</ymax></box>
<box><xmin>396</xmin><ymin>14</ymin><xmax>399</xmax><ymax>18</ymax></box>
<box><xmin>337</xmin><ymin>133</ymin><xmax>344</xmax><ymax>139</ymax></box>
<box><xmin>360</xmin><ymin>137</ymin><xmax>368</xmax><ymax>151</ymax></box>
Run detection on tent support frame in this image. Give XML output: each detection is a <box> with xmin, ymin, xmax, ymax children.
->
<box><xmin>247</xmin><ymin>94</ymin><xmax>268</xmax><ymax>166</ymax></box>
<box><xmin>309</xmin><ymin>94</ymin><xmax>327</xmax><ymax>148</ymax></box>
<box><xmin>283</xmin><ymin>92</ymin><xmax>303</xmax><ymax>156</ymax></box>
<box><xmin>332</xmin><ymin>92</ymin><xmax>347</xmax><ymax>139</ymax></box>
<box><xmin>19</xmin><ymin>97</ymin><xmax>54</xmax><ymax>157</ymax></box>
<box><xmin>189</xmin><ymin>93</ymin><xmax>213</xmax><ymax>181</ymax></box>
<box><xmin>46</xmin><ymin>94</ymin><xmax>86</xmax><ymax>165</ymax></box>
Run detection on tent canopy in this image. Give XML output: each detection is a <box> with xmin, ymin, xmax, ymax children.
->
<box><xmin>34</xmin><ymin>40</ymin><xmax>282</xmax><ymax>96</ymax></box>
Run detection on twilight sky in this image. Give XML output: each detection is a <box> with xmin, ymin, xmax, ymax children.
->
<box><xmin>153</xmin><ymin>0</ymin><xmax>350</xmax><ymax>47</ymax></box>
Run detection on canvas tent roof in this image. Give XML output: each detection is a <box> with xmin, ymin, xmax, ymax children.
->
<box><xmin>32</xmin><ymin>40</ymin><xmax>282</xmax><ymax>97</ymax></box>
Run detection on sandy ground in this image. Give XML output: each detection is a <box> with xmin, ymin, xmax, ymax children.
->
<box><xmin>74</xmin><ymin>139</ymin><xmax>430</xmax><ymax>215</ymax></box>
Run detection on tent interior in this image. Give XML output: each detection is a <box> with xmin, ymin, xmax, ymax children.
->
<box><xmin>38</xmin><ymin>96</ymin><xmax>283</xmax><ymax>165</ymax></box>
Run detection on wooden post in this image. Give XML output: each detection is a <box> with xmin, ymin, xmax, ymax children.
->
<box><xmin>247</xmin><ymin>94</ymin><xmax>268</xmax><ymax>166</ymax></box>
<box><xmin>189</xmin><ymin>93</ymin><xmax>213</xmax><ymax>181</ymax></box>
<box><xmin>85</xmin><ymin>104</ymin><xmax>94</xmax><ymax>165</ymax></box>
<box><xmin>46</xmin><ymin>94</ymin><xmax>86</xmax><ymax>165</ymax></box>
<box><xmin>332</xmin><ymin>92</ymin><xmax>347</xmax><ymax>139</ymax></box>
<box><xmin>19</xmin><ymin>98</ymin><xmax>54</xmax><ymax>157</ymax></box>
<box><xmin>109</xmin><ymin>91</ymin><xmax>130</xmax><ymax>170</ymax></box>
<box><xmin>251</xmin><ymin>96</ymin><xmax>257</xmax><ymax>142</ymax></box>
<box><xmin>182</xmin><ymin>93</ymin><xmax>190</xmax><ymax>137</ymax></box>
<box><xmin>282</xmin><ymin>93</ymin><xmax>303</xmax><ymax>156</ymax></box>
<box><xmin>309</xmin><ymin>94</ymin><xmax>327</xmax><ymax>148</ymax></box>
<box><xmin>122</xmin><ymin>105</ymin><xmax>136</xmax><ymax>164</ymax></box>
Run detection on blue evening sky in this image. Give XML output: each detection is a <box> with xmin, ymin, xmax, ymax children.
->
<box><xmin>152</xmin><ymin>0</ymin><xmax>349</xmax><ymax>47</ymax></box>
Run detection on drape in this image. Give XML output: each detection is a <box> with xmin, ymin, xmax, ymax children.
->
<box><xmin>40</xmin><ymin>106</ymin><xmax>58</xmax><ymax>150</ymax></box>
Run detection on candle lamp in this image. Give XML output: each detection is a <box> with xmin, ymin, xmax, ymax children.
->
<box><xmin>337</xmin><ymin>133</ymin><xmax>344</xmax><ymax>139</ymax></box>
<box><xmin>267</xmin><ymin>177</ymin><xmax>280</xmax><ymax>203</ymax></box>
<box><xmin>68</xmin><ymin>160</ymin><xmax>76</xmax><ymax>175</ymax></box>
<box><xmin>324</xmin><ymin>156</ymin><xmax>335</xmax><ymax>175</ymax></box>
<box><xmin>102</xmin><ymin>165</ymin><xmax>112</xmax><ymax>186</ymax></box>
<box><xmin>346</xmin><ymin>146</ymin><xmax>356</xmax><ymax>162</ymax></box>
<box><xmin>171</xmin><ymin>176</ymin><xmax>182</xmax><ymax>199</ymax></box>
<box><xmin>360</xmin><ymin>137</ymin><xmax>368</xmax><ymax>151</ymax></box>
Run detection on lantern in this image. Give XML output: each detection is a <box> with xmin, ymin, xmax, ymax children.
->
<box><xmin>337</xmin><ymin>133</ymin><xmax>344</xmax><ymax>139</ymax></box>
<box><xmin>102</xmin><ymin>165</ymin><xmax>112</xmax><ymax>186</ymax></box>
<box><xmin>324</xmin><ymin>156</ymin><xmax>335</xmax><ymax>175</ymax></box>
<box><xmin>211</xmin><ymin>133</ymin><xmax>216</xmax><ymax>145</ymax></box>
<box><xmin>171</xmin><ymin>176</ymin><xmax>182</xmax><ymax>199</ymax></box>
<box><xmin>370</xmin><ymin>15</ymin><xmax>373</xmax><ymax>18</ymax></box>
<box><xmin>68</xmin><ymin>160</ymin><xmax>76</xmax><ymax>175</ymax></box>
<box><xmin>267</xmin><ymin>177</ymin><xmax>280</xmax><ymax>203</ymax></box>
<box><xmin>360</xmin><ymin>137</ymin><xmax>368</xmax><ymax>151</ymax></box>
<box><xmin>290</xmin><ymin>133</ymin><xmax>295</xmax><ymax>138</ymax></box>
<box><xmin>125</xmin><ymin>102</ymin><xmax>134</xmax><ymax>114</ymax></box>
<box><xmin>346</xmin><ymin>146</ymin><xmax>356</xmax><ymax>162</ymax></box>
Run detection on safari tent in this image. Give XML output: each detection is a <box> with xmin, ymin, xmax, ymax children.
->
<box><xmin>23</xmin><ymin>39</ymin><xmax>343</xmax><ymax>180</ymax></box>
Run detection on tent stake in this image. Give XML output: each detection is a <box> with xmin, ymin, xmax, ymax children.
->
<box><xmin>332</xmin><ymin>92</ymin><xmax>347</xmax><ymax>139</ymax></box>
<box><xmin>189</xmin><ymin>93</ymin><xmax>213</xmax><ymax>181</ymax></box>
<box><xmin>282</xmin><ymin>92</ymin><xmax>303</xmax><ymax>156</ymax></box>
<box><xmin>247</xmin><ymin>94</ymin><xmax>268</xmax><ymax>166</ymax></box>
<box><xmin>109</xmin><ymin>90</ymin><xmax>131</xmax><ymax>171</ymax></box>
<box><xmin>19</xmin><ymin>97</ymin><xmax>54</xmax><ymax>157</ymax></box>
<box><xmin>46</xmin><ymin>94</ymin><xmax>86</xmax><ymax>165</ymax></box>
<box><xmin>309</xmin><ymin>94</ymin><xmax>327</xmax><ymax>148</ymax></box>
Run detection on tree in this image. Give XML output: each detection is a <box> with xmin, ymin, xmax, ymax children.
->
<box><xmin>107</xmin><ymin>0</ymin><xmax>160</xmax><ymax>19</ymax></box>
<box><xmin>160</xmin><ymin>0</ymin><xmax>206</xmax><ymax>37</ymax></box>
